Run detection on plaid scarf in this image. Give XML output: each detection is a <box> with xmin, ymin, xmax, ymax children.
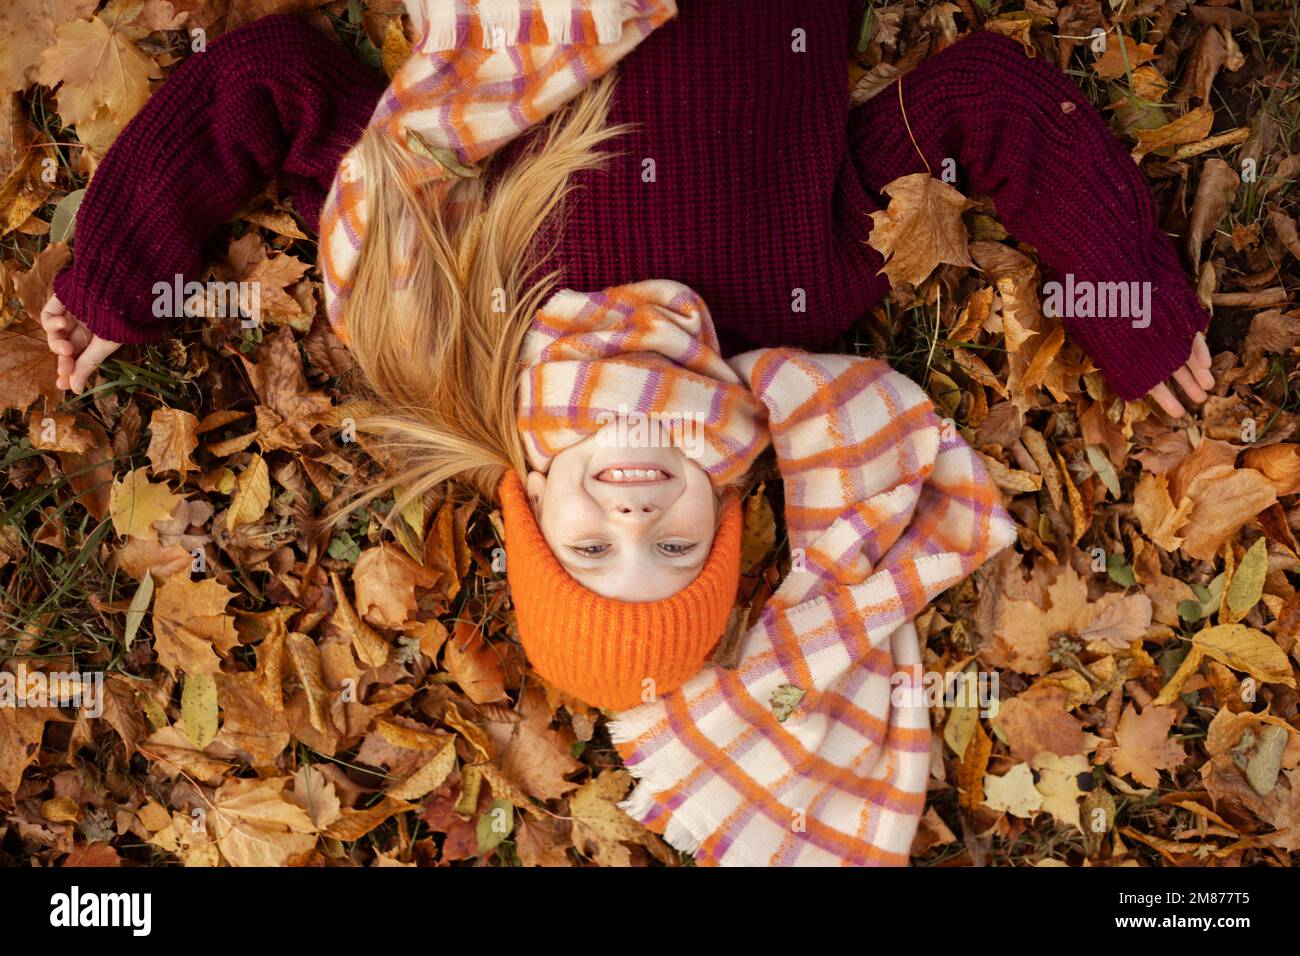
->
<box><xmin>517</xmin><ymin>282</ymin><xmax>768</xmax><ymax>484</ymax></box>
<box><xmin>519</xmin><ymin>280</ymin><xmax>1017</xmax><ymax>866</ymax></box>
<box><xmin>318</xmin><ymin>0</ymin><xmax>676</xmax><ymax>337</ymax></box>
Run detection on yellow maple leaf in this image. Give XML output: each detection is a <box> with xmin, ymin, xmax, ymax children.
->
<box><xmin>109</xmin><ymin>467</ymin><xmax>182</xmax><ymax>541</ymax></box>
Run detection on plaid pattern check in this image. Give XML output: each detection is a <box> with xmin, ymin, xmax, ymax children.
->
<box><xmin>317</xmin><ymin>0</ymin><xmax>676</xmax><ymax>338</ymax></box>
<box><xmin>516</xmin><ymin>280</ymin><xmax>768</xmax><ymax>484</ymax></box>
<box><xmin>604</xmin><ymin>347</ymin><xmax>1019</xmax><ymax>866</ymax></box>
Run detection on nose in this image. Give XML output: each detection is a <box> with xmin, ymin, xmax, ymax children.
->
<box><xmin>610</xmin><ymin>500</ymin><xmax>659</xmax><ymax>522</ymax></box>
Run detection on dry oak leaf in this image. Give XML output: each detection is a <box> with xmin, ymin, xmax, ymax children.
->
<box><xmin>867</xmin><ymin>172</ymin><xmax>975</xmax><ymax>288</ymax></box>
<box><xmin>145</xmin><ymin>407</ymin><xmax>199</xmax><ymax>476</ymax></box>
<box><xmin>226</xmin><ymin>453</ymin><xmax>270</xmax><ymax>532</ymax></box>
<box><xmin>482</xmin><ymin>685</ymin><xmax>581</xmax><ymax>802</ymax></box>
<box><xmin>109</xmin><ymin>467</ymin><xmax>183</xmax><ymax>541</ymax></box>
<box><xmin>0</xmin><ymin>318</ymin><xmax>60</xmax><ymax>413</ymax></box>
<box><xmin>444</xmin><ymin>620</ymin><xmax>509</xmax><ymax>705</ymax></box>
<box><xmin>36</xmin><ymin>3</ymin><xmax>158</xmax><ymax>131</ymax></box>
<box><xmin>209</xmin><ymin>776</ymin><xmax>318</xmax><ymax>867</ymax></box>
<box><xmin>992</xmin><ymin>684</ymin><xmax>1089</xmax><ymax>763</ymax></box>
<box><xmin>982</xmin><ymin>762</ymin><xmax>1043</xmax><ymax>819</ymax></box>
<box><xmin>353</xmin><ymin>544</ymin><xmax>438</xmax><ymax>628</ymax></box>
<box><xmin>1109</xmin><ymin>702</ymin><xmax>1187</xmax><ymax>788</ymax></box>
<box><xmin>568</xmin><ymin>768</ymin><xmax>644</xmax><ymax>867</ymax></box>
<box><xmin>151</xmin><ymin>575</ymin><xmax>238</xmax><ymax>677</ymax></box>
<box><xmin>240</xmin><ymin>326</ymin><xmax>332</xmax><ymax>452</ymax></box>
<box><xmin>1031</xmin><ymin>752</ymin><xmax>1090</xmax><ymax>831</ymax></box>
<box><xmin>0</xmin><ymin>0</ymin><xmax>96</xmax><ymax>93</ymax></box>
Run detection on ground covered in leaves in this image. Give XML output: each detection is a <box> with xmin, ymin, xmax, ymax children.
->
<box><xmin>1</xmin><ymin>0</ymin><xmax>1299</xmax><ymax>867</ymax></box>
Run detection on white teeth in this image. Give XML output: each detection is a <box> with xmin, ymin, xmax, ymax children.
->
<box><xmin>601</xmin><ymin>468</ymin><xmax>664</xmax><ymax>482</ymax></box>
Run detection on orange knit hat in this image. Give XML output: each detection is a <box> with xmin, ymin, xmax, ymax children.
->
<box><xmin>497</xmin><ymin>468</ymin><xmax>742</xmax><ymax>711</ymax></box>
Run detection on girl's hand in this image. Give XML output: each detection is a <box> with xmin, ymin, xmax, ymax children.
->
<box><xmin>1145</xmin><ymin>331</ymin><xmax>1214</xmax><ymax>418</ymax></box>
<box><xmin>40</xmin><ymin>294</ymin><xmax>122</xmax><ymax>395</ymax></box>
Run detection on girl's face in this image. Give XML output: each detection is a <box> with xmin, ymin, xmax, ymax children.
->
<box><xmin>524</xmin><ymin>427</ymin><xmax>718</xmax><ymax>601</ymax></box>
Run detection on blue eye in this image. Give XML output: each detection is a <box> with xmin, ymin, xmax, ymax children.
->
<box><xmin>659</xmin><ymin>542</ymin><xmax>697</xmax><ymax>557</ymax></box>
<box><xmin>571</xmin><ymin>544</ymin><xmax>609</xmax><ymax>557</ymax></box>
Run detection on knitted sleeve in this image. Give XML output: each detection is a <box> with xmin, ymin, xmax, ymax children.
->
<box><xmin>50</xmin><ymin>14</ymin><xmax>385</xmax><ymax>345</ymax></box>
<box><xmin>848</xmin><ymin>30</ymin><xmax>1211</xmax><ymax>401</ymax></box>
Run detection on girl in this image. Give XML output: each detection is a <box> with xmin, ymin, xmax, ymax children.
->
<box><xmin>39</xmin><ymin>1</ymin><xmax>1207</xmax><ymax>864</ymax></box>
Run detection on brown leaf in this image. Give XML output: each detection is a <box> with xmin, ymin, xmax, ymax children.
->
<box><xmin>209</xmin><ymin>776</ymin><xmax>317</xmax><ymax>867</ymax></box>
<box><xmin>151</xmin><ymin>575</ymin><xmax>237</xmax><ymax>677</ymax></box>
<box><xmin>992</xmin><ymin>684</ymin><xmax>1088</xmax><ymax>763</ymax></box>
<box><xmin>36</xmin><ymin>7</ymin><xmax>157</xmax><ymax>132</ymax></box>
<box><xmin>443</xmin><ymin>621</ymin><xmax>508</xmax><ymax>705</ymax></box>
<box><xmin>867</xmin><ymin>173</ymin><xmax>975</xmax><ymax>288</ymax></box>
<box><xmin>0</xmin><ymin>318</ymin><xmax>59</xmax><ymax>413</ymax></box>
<box><xmin>482</xmin><ymin>685</ymin><xmax>580</xmax><ymax>802</ymax></box>
<box><xmin>0</xmin><ymin>0</ymin><xmax>98</xmax><ymax>93</ymax></box>
<box><xmin>352</xmin><ymin>545</ymin><xmax>437</xmax><ymax>629</ymax></box>
<box><xmin>146</xmin><ymin>407</ymin><xmax>200</xmax><ymax>477</ymax></box>
<box><xmin>567</xmin><ymin>769</ymin><xmax>643</xmax><ymax>867</ymax></box>
<box><xmin>1109</xmin><ymin>703</ymin><xmax>1187</xmax><ymax>788</ymax></box>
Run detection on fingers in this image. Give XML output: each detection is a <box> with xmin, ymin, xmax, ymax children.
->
<box><xmin>1172</xmin><ymin>365</ymin><xmax>1208</xmax><ymax>406</ymax></box>
<box><xmin>40</xmin><ymin>299</ymin><xmax>75</xmax><ymax>352</ymax></box>
<box><xmin>1147</xmin><ymin>383</ymin><xmax>1186</xmax><ymax>418</ymax></box>
<box><xmin>1188</xmin><ymin>331</ymin><xmax>1215</xmax><ymax>390</ymax></box>
<box><xmin>57</xmin><ymin>354</ymin><xmax>75</xmax><ymax>392</ymax></box>
<box><xmin>68</xmin><ymin>336</ymin><xmax>121</xmax><ymax>395</ymax></box>
<box><xmin>39</xmin><ymin>293</ymin><xmax>65</xmax><ymax>324</ymax></box>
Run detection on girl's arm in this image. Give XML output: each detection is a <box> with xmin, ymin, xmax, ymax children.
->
<box><xmin>849</xmin><ymin>30</ymin><xmax>1212</xmax><ymax>405</ymax></box>
<box><xmin>47</xmin><ymin>14</ymin><xmax>384</xmax><ymax>368</ymax></box>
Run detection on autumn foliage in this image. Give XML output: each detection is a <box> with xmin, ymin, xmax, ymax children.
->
<box><xmin>1</xmin><ymin>0</ymin><xmax>1300</xmax><ymax>867</ymax></box>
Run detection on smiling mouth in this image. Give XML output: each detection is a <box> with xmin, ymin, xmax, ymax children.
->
<box><xmin>594</xmin><ymin>465</ymin><xmax>673</xmax><ymax>484</ymax></box>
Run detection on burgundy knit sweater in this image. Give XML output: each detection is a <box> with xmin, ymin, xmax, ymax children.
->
<box><xmin>52</xmin><ymin>5</ymin><xmax>1209</xmax><ymax>400</ymax></box>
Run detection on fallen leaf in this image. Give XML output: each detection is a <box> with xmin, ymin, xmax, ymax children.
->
<box><xmin>1109</xmin><ymin>703</ymin><xmax>1186</xmax><ymax>788</ymax></box>
<box><xmin>867</xmin><ymin>172</ymin><xmax>975</xmax><ymax>288</ymax></box>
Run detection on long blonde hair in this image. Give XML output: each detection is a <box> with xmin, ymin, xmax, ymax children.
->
<box><xmin>334</xmin><ymin>76</ymin><xmax>628</xmax><ymax>522</ymax></box>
